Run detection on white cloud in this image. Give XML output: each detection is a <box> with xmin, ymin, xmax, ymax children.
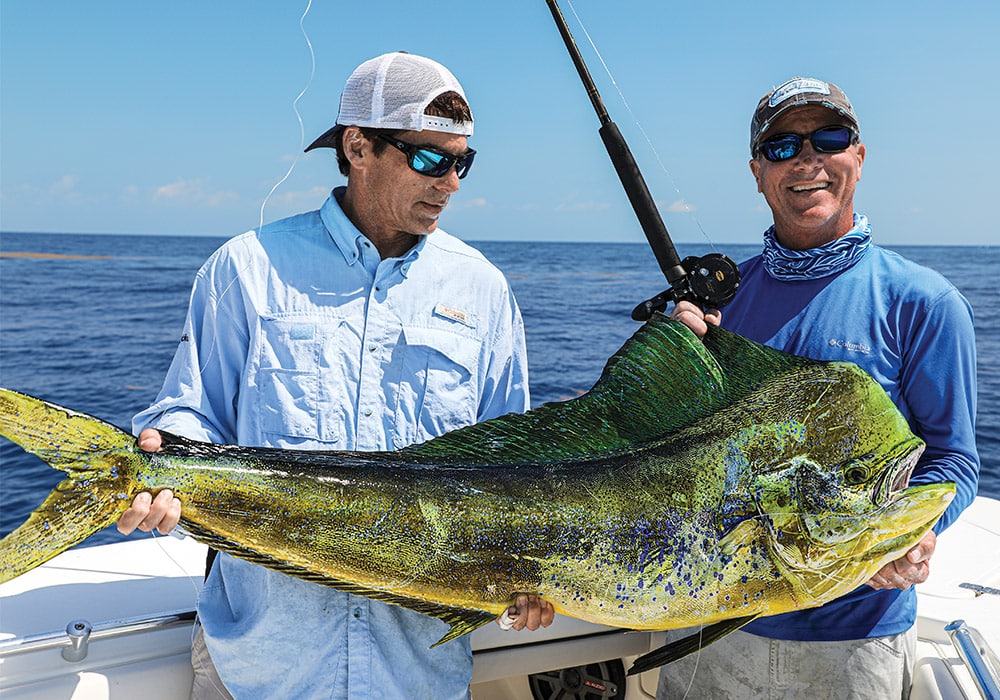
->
<box><xmin>205</xmin><ymin>190</ymin><xmax>240</xmax><ymax>206</ymax></box>
<box><xmin>451</xmin><ymin>196</ymin><xmax>488</xmax><ymax>210</ymax></box>
<box><xmin>153</xmin><ymin>178</ymin><xmax>238</xmax><ymax>206</ymax></box>
<box><xmin>265</xmin><ymin>186</ymin><xmax>330</xmax><ymax>209</ymax></box>
<box><xmin>666</xmin><ymin>198</ymin><xmax>694</xmax><ymax>213</ymax></box>
<box><xmin>154</xmin><ymin>178</ymin><xmax>202</xmax><ymax>200</ymax></box>
<box><xmin>49</xmin><ymin>174</ymin><xmax>79</xmax><ymax>196</ymax></box>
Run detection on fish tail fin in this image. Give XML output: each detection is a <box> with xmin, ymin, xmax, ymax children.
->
<box><xmin>0</xmin><ymin>387</ymin><xmax>144</xmax><ymax>583</ymax></box>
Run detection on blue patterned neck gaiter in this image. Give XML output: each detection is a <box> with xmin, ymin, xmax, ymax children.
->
<box><xmin>761</xmin><ymin>214</ymin><xmax>872</xmax><ymax>281</ymax></box>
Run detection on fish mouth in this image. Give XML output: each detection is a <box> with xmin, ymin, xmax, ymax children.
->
<box><xmin>871</xmin><ymin>439</ymin><xmax>924</xmax><ymax>506</ymax></box>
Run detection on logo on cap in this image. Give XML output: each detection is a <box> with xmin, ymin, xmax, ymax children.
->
<box><xmin>769</xmin><ymin>78</ymin><xmax>831</xmax><ymax>108</ymax></box>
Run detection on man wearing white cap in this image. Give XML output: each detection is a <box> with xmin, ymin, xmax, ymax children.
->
<box><xmin>116</xmin><ymin>52</ymin><xmax>553</xmax><ymax>699</ymax></box>
<box><xmin>660</xmin><ymin>77</ymin><xmax>979</xmax><ymax>698</ymax></box>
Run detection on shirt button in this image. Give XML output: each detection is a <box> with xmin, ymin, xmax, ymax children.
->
<box><xmin>368</xmin><ymin>343</ymin><xmax>377</xmax><ymax>352</ymax></box>
<box><xmin>363</xmin><ymin>408</ymin><xmax>373</xmax><ymax>417</ymax></box>
<box><xmin>353</xmin><ymin>607</ymin><xmax>362</xmax><ymax>618</ymax></box>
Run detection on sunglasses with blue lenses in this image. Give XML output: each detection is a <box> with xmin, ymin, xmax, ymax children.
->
<box><xmin>755</xmin><ymin>125</ymin><xmax>859</xmax><ymax>162</ymax></box>
<box><xmin>378</xmin><ymin>135</ymin><xmax>476</xmax><ymax>179</ymax></box>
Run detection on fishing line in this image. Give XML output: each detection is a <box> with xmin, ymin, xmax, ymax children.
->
<box><xmin>563</xmin><ymin>0</ymin><xmax>718</xmax><ymax>252</ymax></box>
<box><xmin>683</xmin><ymin>626</ymin><xmax>704</xmax><ymax>700</ymax></box>
<box><xmin>154</xmin><ymin>0</ymin><xmax>319</xmax><ymax>583</ymax></box>
<box><xmin>546</xmin><ymin>0</ymin><xmax>739</xmax><ymax>318</ymax></box>
<box><xmin>150</xmin><ymin>529</ymin><xmax>203</xmax><ymax>599</ymax></box>
<box><xmin>193</xmin><ymin>0</ymin><xmax>316</xmax><ymax>383</ymax></box>
<box><xmin>257</xmin><ymin>0</ymin><xmax>316</xmax><ymax>235</ymax></box>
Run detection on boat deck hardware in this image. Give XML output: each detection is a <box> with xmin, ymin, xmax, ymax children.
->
<box><xmin>0</xmin><ymin>608</ymin><xmax>197</xmax><ymax>662</ymax></box>
<box><xmin>946</xmin><ymin>619</ymin><xmax>1000</xmax><ymax>700</ymax></box>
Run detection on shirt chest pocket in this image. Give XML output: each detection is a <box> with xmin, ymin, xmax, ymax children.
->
<box><xmin>397</xmin><ymin>326</ymin><xmax>480</xmax><ymax>439</ymax></box>
<box><xmin>256</xmin><ymin>317</ymin><xmax>352</xmax><ymax>445</ymax></box>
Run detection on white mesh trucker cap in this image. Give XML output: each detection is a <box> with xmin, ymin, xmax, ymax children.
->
<box><xmin>306</xmin><ymin>52</ymin><xmax>473</xmax><ymax>151</ymax></box>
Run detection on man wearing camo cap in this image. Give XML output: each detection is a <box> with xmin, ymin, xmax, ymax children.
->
<box><xmin>661</xmin><ymin>76</ymin><xmax>979</xmax><ymax>699</ymax></box>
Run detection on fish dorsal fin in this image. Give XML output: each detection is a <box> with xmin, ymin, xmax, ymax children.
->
<box><xmin>699</xmin><ymin>320</ymin><xmax>813</xmax><ymax>396</ymax></box>
<box><xmin>403</xmin><ymin>314</ymin><xmax>813</xmax><ymax>465</ymax></box>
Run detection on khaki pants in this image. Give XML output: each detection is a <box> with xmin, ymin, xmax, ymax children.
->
<box><xmin>656</xmin><ymin>627</ymin><xmax>917</xmax><ymax>700</ymax></box>
<box><xmin>190</xmin><ymin>623</ymin><xmax>235</xmax><ymax>700</ymax></box>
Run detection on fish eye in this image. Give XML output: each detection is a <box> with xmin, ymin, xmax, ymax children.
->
<box><xmin>844</xmin><ymin>465</ymin><xmax>871</xmax><ymax>485</ymax></box>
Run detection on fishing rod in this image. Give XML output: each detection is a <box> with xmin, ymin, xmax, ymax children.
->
<box><xmin>544</xmin><ymin>0</ymin><xmax>740</xmax><ymax>321</ymax></box>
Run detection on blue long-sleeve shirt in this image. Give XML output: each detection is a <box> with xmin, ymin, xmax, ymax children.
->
<box><xmin>720</xmin><ymin>220</ymin><xmax>979</xmax><ymax>641</ymax></box>
<box><xmin>134</xmin><ymin>189</ymin><xmax>529</xmax><ymax>699</ymax></box>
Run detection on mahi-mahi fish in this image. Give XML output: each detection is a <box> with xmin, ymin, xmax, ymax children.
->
<box><xmin>0</xmin><ymin>314</ymin><xmax>953</xmax><ymax>672</ymax></box>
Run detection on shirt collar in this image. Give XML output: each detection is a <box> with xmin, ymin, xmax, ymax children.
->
<box><xmin>319</xmin><ymin>187</ymin><xmax>363</xmax><ymax>265</ymax></box>
<box><xmin>319</xmin><ymin>186</ymin><xmax>428</xmax><ymax>274</ymax></box>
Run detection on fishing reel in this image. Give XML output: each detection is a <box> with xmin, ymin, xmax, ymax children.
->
<box><xmin>542</xmin><ymin>0</ymin><xmax>742</xmax><ymax>324</ymax></box>
<box><xmin>631</xmin><ymin>253</ymin><xmax>741</xmax><ymax>322</ymax></box>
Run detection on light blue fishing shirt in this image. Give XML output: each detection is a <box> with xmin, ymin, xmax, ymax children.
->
<box><xmin>720</xmin><ymin>215</ymin><xmax>979</xmax><ymax>642</ymax></box>
<box><xmin>134</xmin><ymin>188</ymin><xmax>529</xmax><ymax>699</ymax></box>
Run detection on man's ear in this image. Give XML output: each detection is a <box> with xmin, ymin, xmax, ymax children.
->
<box><xmin>749</xmin><ymin>158</ymin><xmax>763</xmax><ymax>193</ymax></box>
<box><xmin>343</xmin><ymin>126</ymin><xmax>367</xmax><ymax>165</ymax></box>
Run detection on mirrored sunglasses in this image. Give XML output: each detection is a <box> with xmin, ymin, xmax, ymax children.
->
<box><xmin>756</xmin><ymin>125</ymin><xmax>858</xmax><ymax>162</ymax></box>
<box><xmin>378</xmin><ymin>135</ymin><xmax>476</xmax><ymax>179</ymax></box>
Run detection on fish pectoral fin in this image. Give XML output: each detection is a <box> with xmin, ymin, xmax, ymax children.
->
<box><xmin>430</xmin><ymin>609</ymin><xmax>499</xmax><ymax>647</ymax></box>
<box><xmin>626</xmin><ymin>614</ymin><xmax>759</xmax><ymax>676</ymax></box>
<box><xmin>716</xmin><ymin>518</ymin><xmax>766</xmax><ymax>556</ymax></box>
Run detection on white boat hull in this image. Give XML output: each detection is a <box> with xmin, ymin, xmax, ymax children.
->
<box><xmin>3</xmin><ymin>497</ymin><xmax>998</xmax><ymax>699</ymax></box>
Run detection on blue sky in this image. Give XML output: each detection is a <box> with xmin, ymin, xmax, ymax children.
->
<box><xmin>1</xmin><ymin>1</ymin><xmax>997</xmax><ymax>246</ymax></box>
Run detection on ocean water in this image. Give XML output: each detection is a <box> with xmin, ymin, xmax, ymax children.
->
<box><xmin>1</xmin><ymin>231</ymin><xmax>997</xmax><ymax>549</ymax></box>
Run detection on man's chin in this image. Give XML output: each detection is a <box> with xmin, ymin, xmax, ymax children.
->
<box><xmin>412</xmin><ymin>220</ymin><xmax>438</xmax><ymax>236</ymax></box>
